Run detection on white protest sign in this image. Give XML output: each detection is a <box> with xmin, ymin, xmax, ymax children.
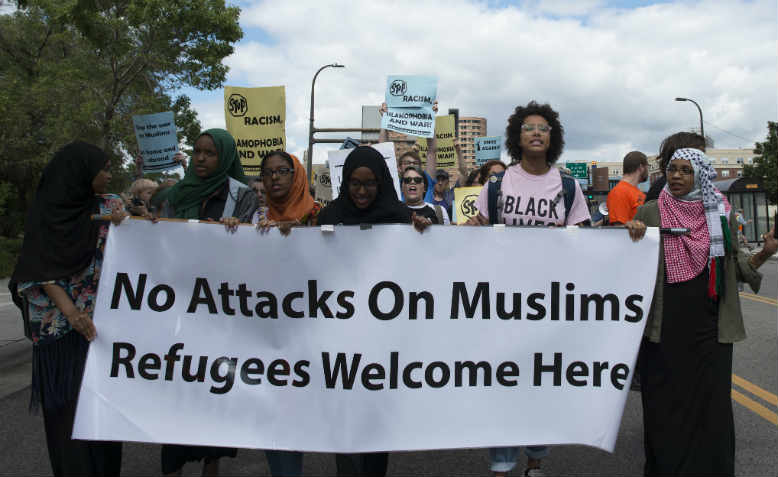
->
<box><xmin>132</xmin><ymin>112</ymin><xmax>178</xmax><ymax>172</ymax></box>
<box><xmin>74</xmin><ymin>220</ymin><xmax>659</xmax><ymax>453</ymax></box>
<box><xmin>327</xmin><ymin>142</ymin><xmax>400</xmax><ymax>198</ymax></box>
<box><xmin>380</xmin><ymin>75</ymin><xmax>437</xmax><ymax>138</ymax></box>
<box><xmin>474</xmin><ymin>136</ymin><xmax>502</xmax><ymax>165</ymax></box>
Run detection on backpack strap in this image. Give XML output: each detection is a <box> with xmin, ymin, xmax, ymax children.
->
<box><xmin>560</xmin><ymin>172</ymin><xmax>591</xmax><ymax>226</ymax></box>
<box><xmin>487</xmin><ymin>171</ymin><xmax>505</xmax><ymax>225</ymax></box>
<box><xmin>433</xmin><ymin>204</ymin><xmax>444</xmax><ymax>225</ymax></box>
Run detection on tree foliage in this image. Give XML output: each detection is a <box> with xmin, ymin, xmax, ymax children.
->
<box><xmin>0</xmin><ymin>1</ymin><xmax>242</xmax><ymax>236</ymax></box>
<box><xmin>742</xmin><ymin>121</ymin><xmax>777</xmax><ymax>204</ymax></box>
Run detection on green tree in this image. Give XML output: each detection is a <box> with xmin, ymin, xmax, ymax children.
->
<box><xmin>0</xmin><ymin>1</ymin><xmax>242</xmax><ymax>236</ymax></box>
<box><xmin>743</xmin><ymin>121</ymin><xmax>777</xmax><ymax>204</ymax></box>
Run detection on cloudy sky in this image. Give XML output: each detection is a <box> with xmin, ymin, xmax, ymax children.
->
<box><xmin>181</xmin><ymin>0</ymin><xmax>776</xmax><ymax>164</ymax></box>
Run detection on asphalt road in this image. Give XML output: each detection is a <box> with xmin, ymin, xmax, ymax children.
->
<box><xmin>0</xmin><ymin>262</ymin><xmax>775</xmax><ymax>476</ymax></box>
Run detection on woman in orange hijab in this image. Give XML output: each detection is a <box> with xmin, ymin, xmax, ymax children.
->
<box><xmin>259</xmin><ymin>151</ymin><xmax>321</xmax><ymax>230</ymax></box>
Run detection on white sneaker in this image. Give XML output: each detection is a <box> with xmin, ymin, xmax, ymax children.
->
<box><xmin>524</xmin><ymin>468</ymin><xmax>545</xmax><ymax>477</ymax></box>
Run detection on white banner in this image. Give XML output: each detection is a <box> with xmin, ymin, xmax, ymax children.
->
<box><xmin>74</xmin><ymin>221</ymin><xmax>659</xmax><ymax>453</ymax></box>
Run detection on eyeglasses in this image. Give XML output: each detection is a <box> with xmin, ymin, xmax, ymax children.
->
<box><xmin>402</xmin><ymin>177</ymin><xmax>424</xmax><ymax>185</ymax></box>
<box><xmin>521</xmin><ymin>124</ymin><xmax>552</xmax><ymax>134</ymax></box>
<box><xmin>348</xmin><ymin>179</ymin><xmax>378</xmax><ymax>190</ymax></box>
<box><xmin>260</xmin><ymin>167</ymin><xmax>293</xmax><ymax>178</ymax></box>
<box><xmin>666</xmin><ymin>165</ymin><xmax>694</xmax><ymax>176</ymax></box>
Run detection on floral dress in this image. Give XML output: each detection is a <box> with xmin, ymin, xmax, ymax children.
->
<box><xmin>19</xmin><ymin>194</ymin><xmax>123</xmax><ymax>346</ymax></box>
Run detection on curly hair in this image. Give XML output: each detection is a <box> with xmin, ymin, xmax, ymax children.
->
<box><xmin>505</xmin><ymin>101</ymin><xmax>565</xmax><ymax>165</ymax></box>
<box><xmin>478</xmin><ymin>160</ymin><xmax>507</xmax><ymax>185</ymax></box>
<box><xmin>657</xmin><ymin>132</ymin><xmax>705</xmax><ymax>173</ymax></box>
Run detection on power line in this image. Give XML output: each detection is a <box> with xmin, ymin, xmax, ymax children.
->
<box><xmin>703</xmin><ymin>121</ymin><xmax>757</xmax><ymax>144</ymax></box>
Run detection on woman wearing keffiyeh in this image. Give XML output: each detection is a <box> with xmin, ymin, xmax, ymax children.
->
<box><xmin>629</xmin><ymin>148</ymin><xmax>776</xmax><ymax>476</ymax></box>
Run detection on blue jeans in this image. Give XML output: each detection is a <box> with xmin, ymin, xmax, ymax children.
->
<box><xmin>265</xmin><ymin>450</ymin><xmax>303</xmax><ymax>477</ymax></box>
<box><xmin>489</xmin><ymin>446</ymin><xmax>549</xmax><ymax>473</ymax></box>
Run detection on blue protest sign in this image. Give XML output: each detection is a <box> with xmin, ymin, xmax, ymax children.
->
<box><xmin>132</xmin><ymin>111</ymin><xmax>178</xmax><ymax>172</ymax></box>
<box><xmin>474</xmin><ymin>136</ymin><xmax>502</xmax><ymax>165</ymax></box>
<box><xmin>385</xmin><ymin>75</ymin><xmax>437</xmax><ymax>108</ymax></box>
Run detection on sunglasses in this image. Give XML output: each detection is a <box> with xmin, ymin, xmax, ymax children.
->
<box><xmin>402</xmin><ymin>177</ymin><xmax>424</xmax><ymax>185</ymax></box>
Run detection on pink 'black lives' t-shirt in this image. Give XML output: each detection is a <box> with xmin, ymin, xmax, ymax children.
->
<box><xmin>475</xmin><ymin>164</ymin><xmax>591</xmax><ymax>226</ymax></box>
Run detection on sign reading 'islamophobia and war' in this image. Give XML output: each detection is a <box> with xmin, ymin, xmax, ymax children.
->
<box><xmin>380</xmin><ymin>75</ymin><xmax>437</xmax><ymax>138</ymax></box>
<box><xmin>416</xmin><ymin>115</ymin><xmax>457</xmax><ymax>169</ymax></box>
<box><xmin>474</xmin><ymin>136</ymin><xmax>502</xmax><ymax>165</ymax></box>
<box><xmin>224</xmin><ymin>86</ymin><xmax>286</xmax><ymax>176</ymax></box>
<box><xmin>132</xmin><ymin>111</ymin><xmax>179</xmax><ymax>172</ymax></box>
<box><xmin>73</xmin><ymin>220</ymin><xmax>659</xmax><ymax>453</ymax></box>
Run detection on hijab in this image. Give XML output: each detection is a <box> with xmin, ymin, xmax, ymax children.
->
<box><xmin>317</xmin><ymin>146</ymin><xmax>411</xmax><ymax>225</ymax></box>
<box><xmin>11</xmin><ymin>141</ymin><xmax>108</xmax><ymax>284</ymax></box>
<box><xmin>659</xmin><ymin>148</ymin><xmax>731</xmax><ymax>296</ymax></box>
<box><xmin>264</xmin><ymin>152</ymin><xmax>316</xmax><ymax>222</ymax></box>
<box><xmin>157</xmin><ymin>128</ymin><xmax>248</xmax><ymax>219</ymax></box>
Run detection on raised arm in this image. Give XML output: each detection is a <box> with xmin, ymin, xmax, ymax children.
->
<box><xmin>424</xmin><ymin>100</ymin><xmax>440</xmax><ymax>177</ymax></box>
<box><xmin>378</xmin><ymin>103</ymin><xmax>389</xmax><ymax>143</ymax></box>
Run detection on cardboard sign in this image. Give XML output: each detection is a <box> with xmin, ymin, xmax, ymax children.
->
<box><xmin>453</xmin><ymin>186</ymin><xmax>483</xmax><ymax>225</ymax></box>
<box><xmin>416</xmin><ymin>115</ymin><xmax>457</xmax><ymax>168</ymax></box>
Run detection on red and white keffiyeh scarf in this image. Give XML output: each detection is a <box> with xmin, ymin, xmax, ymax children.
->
<box><xmin>659</xmin><ymin>189</ymin><xmax>710</xmax><ymax>283</ymax></box>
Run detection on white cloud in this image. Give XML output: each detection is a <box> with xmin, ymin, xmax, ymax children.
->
<box><xmin>189</xmin><ymin>0</ymin><xmax>776</xmax><ymax>165</ymax></box>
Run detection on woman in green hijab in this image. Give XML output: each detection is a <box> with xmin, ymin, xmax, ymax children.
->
<box><xmin>155</xmin><ymin>128</ymin><xmax>258</xmax><ymax>224</ymax></box>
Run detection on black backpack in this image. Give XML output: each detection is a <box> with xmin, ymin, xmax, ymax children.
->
<box><xmin>486</xmin><ymin>169</ymin><xmax>581</xmax><ymax>226</ymax></box>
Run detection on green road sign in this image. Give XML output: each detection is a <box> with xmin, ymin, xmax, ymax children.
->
<box><xmin>566</xmin><ymin>162</ymin><xmax>588</xmax><ymax>179</ymax></box>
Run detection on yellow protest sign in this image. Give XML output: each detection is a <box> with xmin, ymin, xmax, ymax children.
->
<box><xmin>453</xmin><ymin>186</ymin><xmax>483</xmax><ymax>225</ymax></box>
<box><xmin>416</xmin><ymin>115</ymin><xmax>457</xmax><ymax>169</ymax></box>
<box><xmin>224</xmin><ymin>86</ymin><xmax>286</xmax><ymax>176</ymax></box>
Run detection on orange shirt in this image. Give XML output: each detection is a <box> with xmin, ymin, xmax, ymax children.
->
<box><xmin>607</xmin><ymin>180</ymin><xmax>645</xmax><ymax>224</ymax></box>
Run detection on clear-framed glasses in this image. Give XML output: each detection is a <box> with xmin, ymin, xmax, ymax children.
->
<box><xmin>520</xmin><ymin>124</ymin><xmax>552</xmax><ymax>134</ymax></box>
<box><xmin>666</xmin><ymin>165</ymin><xmax>694</xmax><ymax>176</ymax></box>
<box><xmin>260</xmin><ymin>167</ymin><xmax>293</xmax><ymax>179</ymax></box>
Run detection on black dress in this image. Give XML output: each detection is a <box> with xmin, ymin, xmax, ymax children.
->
<box><xmin>639</xmin><ymin>271</ymin><xmax>735</xmax><ymax>476</ymax></box>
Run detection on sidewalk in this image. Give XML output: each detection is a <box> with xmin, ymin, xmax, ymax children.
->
<box><xmin>0</xmin><ymin>277</ymin><xmax>31</xmax><ymax>399</ymax></box>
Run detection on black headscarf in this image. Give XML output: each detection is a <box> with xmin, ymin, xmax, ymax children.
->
<box><xmin>11</xmin><ymin>141</ymin><xmax>109</xmax><ymax>285</ymax></box>
<box><xmin>318</xmin><ymin>146</ymin><xmax>411</xmax><ymax>225</ymax></box>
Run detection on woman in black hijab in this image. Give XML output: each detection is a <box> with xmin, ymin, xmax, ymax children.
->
<box><xmin>319</xmin><ymin>146</ymin><xmax>428</xmax><ymax>477</ymax></box>
<box><xmin>9</xmin><ymin>141</ymin><xmax>127</xmax><ymax>476</ymax></box>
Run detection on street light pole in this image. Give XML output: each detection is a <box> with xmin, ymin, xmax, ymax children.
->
<box><xmin>307</xmin><ymin>63</ymin><xmax>344</xmax><ymax>176</ymax></box>
<box><xmin>675</xmin><ymin>97</ymin><xmax>704</xmax><ymax>143</ymax></box>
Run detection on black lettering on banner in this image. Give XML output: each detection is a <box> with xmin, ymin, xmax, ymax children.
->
<box><xmin>624</xmin><ymin>294</ymin><xmax>644</xmax><ymax>322</ymax></box>
<box><xmin>454</xmin><ymin>361</ymin><xmax>491</xmax><ymax>386</ymax></box>
<box><xmin>138</xmin><ymin>353</ymin><xmax>161</xmax><ymax>379</ymax></box>
<box><xmin>111</xmin><ymin>273</ymin><xmax>146</xmax><ymax>310</ymax></box>
<box><xmin>566</xmin><ymin>361</ymin><xmax>589</xmax><ymax>386</ymax></box>
<box><xmin>402</xmin><ymin>362</ymin><xmax>423</xmax><ymax>389</ymax></box>
<box><xmin>267</xmin><ymin>359</ymin><xmax>291</xmax><ymax>386</ymax></box>
<box><xmin>551</xmin><ymin>281</ymin><xmax>560</xmax><ymax>321</ymax></box>
<box><xmin>450</xmin><ymin>282</ymin><xmax>490</xmax><ymax>319</ymax></box>
<box><xmin>425</xmin><ymin>361</ymin><xmax>451</xmax><ymax>388</ymax></box>
<box><xmin>581</xmin><ymin>293</ymin><xmax>620</xmax><ymax>321</ymax></box>
<box><xmin>593</xmin><ymin>361</ymin><xmax>609</xmax><ymax>387</ymax></box>
<box><xmin>526</xmin><ymin>292</ymin><xmax>546</xmax><ymax>320</ymax></box>
<box><xmin>565</xmin><ymin>283</ymin><xmax>576</xmax><ymax>321</ymax></box>
<box><xmin>308</xmin><ymin>280</ymin><xmax>334</xmax><ymax>318</ymax></box>
<box><xmin>361</xmin><ymin>363</ymin><xmax>385</xmax><ymax>390</ymax></box>
<box><xmin>282</xmin><ymin>292</ymin><xmax>304</xmax><ymax>318</ymax></box>
<box><xmin>240</xmin><ymin>358</ymin><xmax>264</xmax><ymax>385</ymax></box>
<box><xmin>183</xmin><ymin>355</ymin><xmax>208</xmax><ymax>382</ymax></box>
<box><xmin>409</xmin><ymin>291</ymin><xmax>434</xmax><ymax>320</ymax></box>
<box><xmin>390</xmin><ymin>351</ymin><xmax>399</xmax><ymax>389</ymax></box>
<box><xmin>611</xmin><ymin>364</ymin><xmax>630</xmax><ymax>390</ymax></box>
<box><xmin>210</xmin><ymin>357</ymin><xmax>238</xmax><ymax>394</ymax></box>
<box><xmin>255</xmin><ymin>291</ymin><xmax>278</xmax><ymax>318</ymax></box>
<box><xmin>218</xmin><ymin>282</ymin><xmax>236</xmax><ymax>316</ymax></box>
<box><xmin>292</xmin><ymin>361</ymin><xmax>311</xmax><ymax>387</ymax></box>
<box><xmin>236</xmin><ymin>284</ymin><xmax>253</xmax><ymax>317</ymax></box>
<box><xmin>187</xmin><ymin>278</ymin><xmax>217</xmax><ymax>314</ymax></box>
<box><xmin>368</xmin><ymin>281</ymin><xmax>403</xmax><ymax>320</ymax></box>
<box><xmin>322</xmin><ymin>352</ymin><xmax>361</xmax><ymax>389</ymax></box>
<box><xmin>336</xmin><ymin>291</ymin><xmax>355</xmax><ymax>319</ymax></box>
<box><xmin>111</xmin><ymin>342</ymin><xmax>136</xmax><ymax>377</ymax></box>
<box><xmin>148</xmin><ymin>284</ymin><xmax>175</xmax><ymax>312</ymax></box>
<box><xmin>534</xmin><ymin>352</ymin><xmax>562</xmax><ymax>386</ymax></box>
<box><xmin>496</xmin><ymin>361</ymin><xmax>520</xmax><ymax>386</ymax></box>
<box><xmin>164</xmin><ymin>343</ymin><xmax>184</xmax><ymax>380</ymax></box>
<box><xmin>496</xmin><ymin>292</ymin><xmax>521</xmax><ymax>319</ymax></box>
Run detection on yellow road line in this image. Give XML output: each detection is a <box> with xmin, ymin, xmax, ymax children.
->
<box><xmin>732</xmin><ymin>374</ymin><xmax>778</xmax><ymax>406</ymax></box>
<box><xmin>739</xmin><ymin>292</ymin><xmax>778</xmax><ymax>306</ymax></box>
<box><xmin>731</xmin><ymin>389</ymin><xmax>778</xmax><ymax>426</ymax></box>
